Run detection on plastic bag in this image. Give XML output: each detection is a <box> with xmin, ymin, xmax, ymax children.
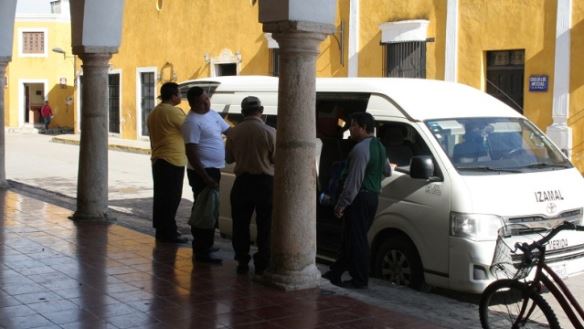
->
<box><xmin>189</xmin><ymin>187</ymin><xmax>219</xmax><ymax>229</ymax></box>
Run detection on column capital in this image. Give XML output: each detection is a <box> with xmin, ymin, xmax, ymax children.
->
<box><xmin>73</xmin><ymin>46</ymin><xmax>118</xmax><ymax>56</ymax></box>
<box><xmin>78</xmin><ymin>53</ymin><xmax>113</xmax><ymax>73</ymax></box>
<box><xmin>263</xmin><ymin>20</ymin><xmax>335</xmax><ymax>35</ymax></box>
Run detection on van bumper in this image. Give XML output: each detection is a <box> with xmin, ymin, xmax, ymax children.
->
<box><xmin>449</xmin><ymin>237</ymin><xmax>496</xmax><ymax>294</ymax></box>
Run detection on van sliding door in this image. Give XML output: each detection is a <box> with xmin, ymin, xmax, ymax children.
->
<box><xmin>315</xmin><ymin>92</ymin><xmax>370</xmax><ymax>259</ymax></box>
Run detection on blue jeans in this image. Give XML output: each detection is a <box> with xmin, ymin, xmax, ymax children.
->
<box><xmin>43</xmin><ymin>116</ymin><xmax>51</xmax><ymax>129</ymax></box>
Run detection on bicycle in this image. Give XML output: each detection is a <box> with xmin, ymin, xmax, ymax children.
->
<box><xmin>479</xmin><ymin>221</ymin><xmax>584</xmax><ymax>329</ymax></box>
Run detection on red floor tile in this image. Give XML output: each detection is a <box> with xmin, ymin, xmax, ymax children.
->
<box><xmin>0</xmin><ymin>191</ymin><xmax>443</xmax><ymax>329</ymax></box>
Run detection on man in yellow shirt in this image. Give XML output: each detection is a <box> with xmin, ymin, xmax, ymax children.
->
<box><xmin>147</xmin><ymin>82</ymin><xmax>188</xmax><ymax>243</ymax></box>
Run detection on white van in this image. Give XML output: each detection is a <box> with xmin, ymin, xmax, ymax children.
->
<box><xmin>179</xmin><ymin>76</ymin><xmax>584</xmax><ymax>293</ymax></box>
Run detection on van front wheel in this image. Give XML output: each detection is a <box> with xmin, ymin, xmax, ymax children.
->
<box><xmin>373</xmin><ymin>236</ymin><xmax>424</xmax><ymax>290</ymax></box>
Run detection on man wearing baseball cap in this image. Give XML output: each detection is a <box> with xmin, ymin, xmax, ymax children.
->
<box><xmin>226</xmin><ymin>96</ymin><xmax>276</xmax><ymax>275</ymax></box>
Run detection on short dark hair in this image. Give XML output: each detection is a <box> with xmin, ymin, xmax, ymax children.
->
<box><xmin>350</xmin><ymin>112</ymin><xmax>376</xmax><ymax>133</ymax></box>
<box><xmin>241</xmin><ymin>96</ymin><xmax>263</xmax><ymax>117</ymax></box>
<box><xmin>159</xmin><ymin>82</ymin><xmax>179</xmax><ymax>101</ymax></box>
<box><xmin>187</xmin><ymin>86</ymin><xmax>204</xmax><ymax>107</ymax></box>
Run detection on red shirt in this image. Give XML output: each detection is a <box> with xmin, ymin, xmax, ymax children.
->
<box><xmin>40</xmin><ymin>104</ymin><xmax>53</xmax><ymax>118</ymax></box>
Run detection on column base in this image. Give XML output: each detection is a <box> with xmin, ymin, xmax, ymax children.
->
<box><xmin>261</xmin><ymin>264</ymin><xmax>321</xmax><ymax>291</ymax></box>
<box><xmin>70</xmin><ymin>211</ymin><xmax>116</xmax><ymax>223</ymax></box>
<box><xmin>0</xmin><ymin>180</ymin><xmax>9</xmax><ymax>190</ymax></box>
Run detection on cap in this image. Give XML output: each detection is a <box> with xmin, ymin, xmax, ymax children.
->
<box><xmin>241</xmin><ymin>96</ymin><xmax>262</xmax><ymax>109</ymax></box>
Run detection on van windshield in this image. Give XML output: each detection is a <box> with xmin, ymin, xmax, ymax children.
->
<box><xmin>425</xmin><ymin>117</ymin><xmax>572</xmax><ymax>173</ymax></box>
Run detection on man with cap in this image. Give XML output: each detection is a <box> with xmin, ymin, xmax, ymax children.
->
<box><xmin>226</xmin><ymin>96</ymin><xmax>276</xmax><ymax>275</ymax></box>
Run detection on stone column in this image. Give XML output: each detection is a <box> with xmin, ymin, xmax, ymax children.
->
<box><xmin>0</xmin><ymin>59</ymin><xmax>9</xmax><ymax>189</ymax></box>
<box><xmin>72</xmin><ymin>53</ymin><xmax>112</xmax><ymax>221</ymax></box>
<box><xmin>262</xmin><ymin>21</ymin><xmax>334</xmax><ymax>290</ymax></box>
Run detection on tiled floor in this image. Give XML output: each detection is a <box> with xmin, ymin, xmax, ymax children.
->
<box><xmin>0</xmin><ymin>190</ymin><xmax>444</xmax><ymax>329</ymax></box>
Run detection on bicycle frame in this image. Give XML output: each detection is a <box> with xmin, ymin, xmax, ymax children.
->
<box><xmin>526</xmin><ymin>243</ymin><xmax>584</xmax><ymax>329</ymax></box>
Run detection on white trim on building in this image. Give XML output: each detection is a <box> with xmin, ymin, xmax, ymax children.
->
<box><xmin>547</xmin><ymin>0</ymin><xmax>573</xmax><ymax>157</ymax></box>
<box><xmin>444</xmin><ymin>0</ymin><xmax>458</xmax><ymax>82</ymax></box>
<box><xmin>379</xmin><ymin>19</ymin><xmax>429</xmax><ymax>43</ymax></box>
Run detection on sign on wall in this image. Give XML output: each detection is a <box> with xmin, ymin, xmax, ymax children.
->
<box><xmin>529</xmin><ymin>75</ymin><xmax>548</xmax><ymax>92</ymax></box>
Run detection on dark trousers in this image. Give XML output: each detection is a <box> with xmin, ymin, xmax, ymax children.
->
<box><xmin>43</xmin><ymin>116</ymin><xmax>51</xmax><ymax>130</ymax></box>
<box><xmin>187</xmin><ymin>168</ymin><xmax>221</xmax><ymax>257</ymax></box>
<box><xmin>330</xmin><ymin>191</ymin><xmax>378</xmax><ymax>286</ymax></box>
<box><xmin>231</xmin><ymin>174</ymin><xmax>273</xmax><ymax>271</ymax></box>
<box><xmin>152</xmin><ymin>159</ymin><xmax>184</xmax><ymax>239</ymax></box>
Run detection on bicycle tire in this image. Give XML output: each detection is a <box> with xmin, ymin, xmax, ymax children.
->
<box><xmin>479</xmin><ymin>279</ymin><xmax>560</xmax><ymax>329</ymax></box>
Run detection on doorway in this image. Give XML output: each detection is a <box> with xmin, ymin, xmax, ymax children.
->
<box><xmin>486</xmin><ymin>50</ymin><xmax>524</xmax><ymax>114</ymax></box>
<box><xmin>20</xmin><ymin>81</ymin><xmax>46</xmax><ymax>127</ymax></box>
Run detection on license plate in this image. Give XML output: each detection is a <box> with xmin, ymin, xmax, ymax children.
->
<box><xmin>547</xmin><ymin>238</ymin><xmax>569</xmax><ymax>251</ymax></box>
<box><xmin>549</xmin><ymin>263</ymin><xmax>568</xmax><ymax>279</ymax></box>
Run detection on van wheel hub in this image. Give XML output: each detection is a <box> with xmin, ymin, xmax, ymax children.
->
<box><xmin>382</xmin><ymin>249</ymin><xmax>412</xmax><ymax>286</ymax></box>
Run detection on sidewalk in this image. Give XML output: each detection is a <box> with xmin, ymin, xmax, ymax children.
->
<box><xmin>0</xmin><ymin>189</ymin><xmax>445</xmax><ymax>329</ymax></box>
<box><xmin>5</xmin><ymin>132</ymin><xmax>484</xmax><ymax>328</ymax></box>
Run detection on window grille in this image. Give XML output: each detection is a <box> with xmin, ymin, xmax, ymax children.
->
<box><xmin>385</xmin><ymin>41</ymin><xmax>426</xmax><ymax>78</ymax></box>
<box><xmin>141</xmin><ymin>72</ymin><xmax>155</xmax><ymax>136</ymax></box>
<box><xmin>272</xmin><ymin>49</ymin><xmax>280</xmax><ymax>77</ymax></box>
<box><xmin>22</xmin><ymin>32</ymin><xmax>45</xmax><ymax>54</ymax></box>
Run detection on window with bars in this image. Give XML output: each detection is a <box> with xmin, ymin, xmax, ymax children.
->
<box><xmin>108</xmin><ymin>74</ymin><xmax>120</xmax><ymax>134</ymax></box>
<box><xmin>385</xmin><ymin>41</ymin><xmax>426</xmax><ymax>78</ymax></box>
<box><xmin>22</xmin><ymin>32</ymin><xmax>45</xmax><ymax>54</ymax></box>
<box><xmin>140</xmin><ymin>72</ymin><xmax>156</xmax><ymax>136</ymax></box>
<box><xmin>271</xmin><ymin>49</ymin><xmax>280</xmax><ymax>77</ymax></box>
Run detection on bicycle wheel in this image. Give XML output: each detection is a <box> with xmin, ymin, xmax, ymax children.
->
<box><xmin>479</xmin><ymin>279</ymin><xmax>560</xmax><ymax>329</ymax></box>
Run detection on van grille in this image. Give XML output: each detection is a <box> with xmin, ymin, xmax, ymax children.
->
<box><xmin>508</xmin><ymin>208</ymin><xmax>582</xmax><ymax>226</ymax></box>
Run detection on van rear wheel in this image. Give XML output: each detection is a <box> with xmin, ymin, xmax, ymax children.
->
<box><xmin>374</xmin><ymin>236</ymin><xmax>425</xmax><ymax>290</ymax></box>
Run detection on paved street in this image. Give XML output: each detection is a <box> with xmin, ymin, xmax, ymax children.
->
<box><xmin>5</xmin><ymin>132</ymin><xmax>584</xmax><ymax>328</ymax></box>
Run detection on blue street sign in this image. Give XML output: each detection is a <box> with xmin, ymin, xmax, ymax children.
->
<box><xmin>529</xmin><ymin>75</ymin><xmax>548</xmax><ymax>92</ymax></box>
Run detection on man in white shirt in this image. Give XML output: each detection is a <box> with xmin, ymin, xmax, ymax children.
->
<box><xmin>182</xmin><ymin>87</ymin><xmax>230</xmax><ymax>264</ymax></box>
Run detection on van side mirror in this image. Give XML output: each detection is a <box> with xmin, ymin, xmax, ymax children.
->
<box><xmin>410</xmin><ymin>156</ymin><xmax>435</xmax><ymax>179</ymax></box>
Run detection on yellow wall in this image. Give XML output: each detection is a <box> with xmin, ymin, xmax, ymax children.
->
<box><xmin>458</xmin><ymin>0</ymin><xmax>556</xmax><ymax>132</ymax></box>
<box><xmin>571</xmin><ymin>2</ymin><xmax>584</xmax><ymax>170</ymax></box>
<box><xmin>113</xmin><ymin>0</ymin><xmax>271</xmax><ymax>139</ymax></box>
<box><xmin>113</xmin><ymin>0</ymin><xmax>584</xmax><ymax>172</ymax></box>
<box><xmin>115</xmin><ymin>0</ymin><xmax>358</xmax><ymax>139</ymax></box>
<box><xmin>359</xmin><ymin>0</ymin><xmax>446</xmax><ymax>78</ymax></box>
<box><xmin>6</xmin><ymin>20</ymin><xmax>74</xmax><ymax>129</ymax></box>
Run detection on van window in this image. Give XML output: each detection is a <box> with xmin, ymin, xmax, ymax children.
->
<box><xmin>220</xmin><ymin>113</ymin><xmax>277</xmax><ymax>129</ymax></box>
<box><xmin>316</xmin><ymin>93</ymin><xmax>369</xmax><ymax>139</ymax></box>
<box><xmin>425</xmin><ymin>117</ymin><xmax>572</xmax><ymax>173</ymax></box>
<box><xmin>178</xmin><ymin>83</ymin><xmax>218</xmax><ymax>98</ymax></box>
<box><xmin>378</xmin><ymin>122</ymin><xmax>431</xmax><ymax>168</ymax></box>
<box><xmin>316</xmin><ymin>93</ymin><xmax>369</xmax><ymax>190</ymax></box>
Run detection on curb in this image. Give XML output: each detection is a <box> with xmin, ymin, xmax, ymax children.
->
<box><xmin>51</xmin><ymin>135</ymin><xmax>151</xmax><ymax>155</ymax></box>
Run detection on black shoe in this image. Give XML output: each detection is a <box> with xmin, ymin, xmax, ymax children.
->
<box><xmin>342</xmin><ymin>280</ymin><xmax>367</xmax><ymax>289</ymax></box>
<box><xmin>209</xmin><ymin>247</ymin><xmax>220</xmax><ymax>253</ymax></box>
<box><xmin>156</xmin><ymin>235</ymin><xmax>188</xmax><ymax>244</ymax></box>
<box><xmin>322</xmin><ymin>270</ymin><xmax>342</xmax><ymax>287</ymax></box>
<box><xmin>194</xmin><ymin>255</ymin><xmax>223</xmax><ymax>265</ymax></box>
<box><xmin>236</xmin><ymin>264</ymin><xmax>249</xmax><ymax>274</ymax></box>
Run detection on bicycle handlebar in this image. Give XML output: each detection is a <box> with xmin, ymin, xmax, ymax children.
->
<box><xmin>516</xmin><ymin>221</ymin><xmax>584</xmax><ymax>254</ymax></box>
